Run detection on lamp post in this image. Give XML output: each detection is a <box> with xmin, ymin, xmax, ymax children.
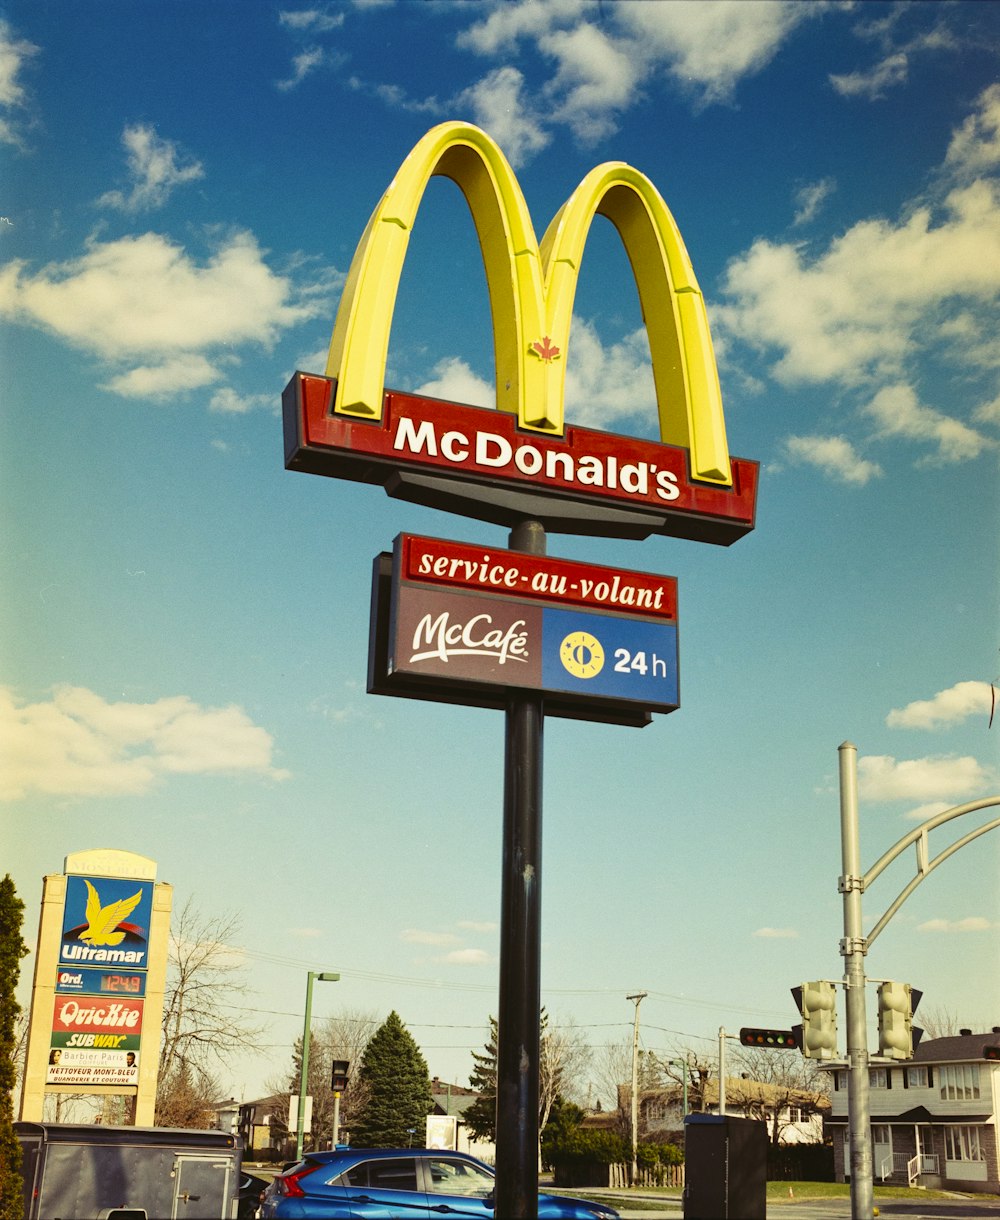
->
<box><xmin>296</xmin><ymin>971</ymin><xmax>339</xmax><ymax>1162</ymax></box>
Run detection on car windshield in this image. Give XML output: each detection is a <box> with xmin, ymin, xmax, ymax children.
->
<box><xmin>426</xmin><ymin>1157</ymin><xmax>495</xmax><ymax>1197</ymax></box>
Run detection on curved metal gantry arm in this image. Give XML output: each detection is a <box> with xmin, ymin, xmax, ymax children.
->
<box><xmin>862</xmin><ymin>795</ymin><xmax>1000</xmax><ymax>949</ymax></box>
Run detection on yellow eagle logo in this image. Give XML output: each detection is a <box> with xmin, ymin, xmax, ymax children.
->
<box><xmin>81</xmin><ymin>879</ymin><xmax>143</xmax><ymax>946</ymax></box>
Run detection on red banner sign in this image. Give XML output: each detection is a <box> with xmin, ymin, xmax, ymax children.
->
<box><xmin>285</xmin><ymin>374</ymin><xmax>758</xmax><ymax>545</ymax></box>
<box><xmin>397</xmin><ymin>534</ymin><xmax>677</xmax><ymax>620</ymax></box>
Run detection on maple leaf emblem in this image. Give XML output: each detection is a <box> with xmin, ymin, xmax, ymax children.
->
<box><xmin>529</xmin><ymin>336</ymin><xmax>561</xmax><ymax>363</ymax></box>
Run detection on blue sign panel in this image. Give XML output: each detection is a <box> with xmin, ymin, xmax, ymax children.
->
<box><xmin>60</xmin><ymin>875</ymin><xmax>154</xmax><ymax>971</ymax></box>
<box><xmin>55</xmin><ymin>966</ymin><xmax>147</xmax><ymax>996</ymax></box>
<box><xmin>541</xmin><ymin>608</ymin><xmax>678</xmax><ymax>708</ymax></box>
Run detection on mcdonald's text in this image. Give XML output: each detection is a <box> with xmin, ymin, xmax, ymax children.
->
<box><xmin>285</xmin><ymin>373</ymin><xmax>758</xmax><ymax>544</ymax></box>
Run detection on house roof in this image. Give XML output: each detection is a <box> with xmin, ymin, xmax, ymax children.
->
<box><xmin>912</xmin><ymin>1031</ymin><xmax>1000</xmax><ymax>1064</ymax></box>
<box><xmin>641</xmin><ymin>1080</ymin><xmax>829</xmax><ymax>1110</ymax></box>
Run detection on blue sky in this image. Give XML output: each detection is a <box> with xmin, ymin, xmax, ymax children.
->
<box><xmin>3</xmin><ymin>0</ymin><xmax>998</xmax><ymax>1105</ymax></box>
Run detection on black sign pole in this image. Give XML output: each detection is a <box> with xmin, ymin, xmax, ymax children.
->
<box><xmin>495</xmin><ymin>517</ymin><xmax>545</xmax><ymax>1220</ymax></box>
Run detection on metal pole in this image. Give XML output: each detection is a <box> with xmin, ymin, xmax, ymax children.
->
<box><xmin>495</xmin><ymin>519</ymin><xmax>546</xmax><ymax>1220</ymax></box>
<box><xmin>839</xmin><ymin>742</ymin><xmax>874</xmax><ymax>1220</ymax></box>
<box><xmin>296</xmin><ymin>972</ymin><xmax>315</xmax><ymax>1163</ymax></box>
<box><xmin>628</xmin><ymin>992</ymin><xmax>647</xmax><ymax>1183</ymax></box>
<box><xmin>296</xmin><ymin>971</ymin><xmax>339</xmax><ymax>1163</ymax></box>
<box><xmin>332</xmin><ymin>1091</ymin><xmax>341</xmax><ymax>1149</ymax></box>
<box><xmin>718</xmin><ymin>1027</ymin><xmax>727</xmax><ymax>1116</ymax></box>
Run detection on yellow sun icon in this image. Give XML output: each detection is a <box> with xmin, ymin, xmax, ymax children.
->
<box><xmin>560</xmin><ymin>631</ymin><xmax>605</xmax><ymax>679</ymax></box>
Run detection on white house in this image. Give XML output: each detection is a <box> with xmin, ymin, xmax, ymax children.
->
<box><xmin>823</xmin><ymin>1028</ymin><xmax>1000</xmax><ymax>1193</ymax></box>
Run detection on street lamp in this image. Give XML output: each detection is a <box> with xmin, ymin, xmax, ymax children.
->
<box><xmin>296</xmin><ymin>971</ymin><xmax>339</xmax><ymax>1161</ymax></box>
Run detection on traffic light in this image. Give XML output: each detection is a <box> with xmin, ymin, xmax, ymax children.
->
<box><xmin>983</xmin><ymin>1046</ymin><xmax>1000</xmax><ymax>1061</ymax></box>
<box><xmin>739</xmin><ymin>1028</ymin><xmax>799</xmax><ymax>1049</ymax></box>
<box><xmin>331</xmin><ymin>1060</ymin><xmax>349</xmax><ymax>1091</ymax></box>
<box><xmin>791</xmin><ymin>981</ymin><xmax>839</xmax><ymax>1059</ymax></box>
<box><xmin>877</xmin><ymin>982</ymin><xmax>922</xmax><ymax>1060</ymax></box>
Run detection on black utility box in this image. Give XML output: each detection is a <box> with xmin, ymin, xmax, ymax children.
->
<box><xmin>683</xmin><ymin>1113</ymin><xmax>766</xmax><ymax>1219</ymax></box>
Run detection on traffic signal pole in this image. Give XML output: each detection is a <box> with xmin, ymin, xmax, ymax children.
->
<box><xmin>838</xmin><ymin>743</ymin><xmax>874</xmax><ymax>1220</ymax></box>
<box><xmin>838</xmin><ymin>742</ymin><xmax>1000</xmax><ymax>1218</ymax></box>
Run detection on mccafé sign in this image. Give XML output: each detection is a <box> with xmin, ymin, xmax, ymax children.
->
<box><xmin>284</xmin><ymin>121</ymin><xmax>758</xmax><ymax>544</ymax></box>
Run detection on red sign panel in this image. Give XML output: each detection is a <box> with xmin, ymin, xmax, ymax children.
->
<box><xmin>51</xmin><ymin>995</ymin><xmax>143</xmax><ymax>1046</ymax></box>
<box><xmin>397</xmin><ymin>534</ymin><xmax>677</xmax><ymax>620</ymax></box>
<box><xmin>285</xmin><ymin>374</ymin><xmax>758</xmax><ymax>544</ymax></box>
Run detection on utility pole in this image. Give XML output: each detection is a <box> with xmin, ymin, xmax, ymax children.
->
<box><xmin>627</xmin><ymin>991</ymin><xmax>647</xmax><ymax>1184</ymax></box>
<box><xmin>296</xmin><ymin>971</ymin><xmax>339</xmax><ymax>1162</ymax></box>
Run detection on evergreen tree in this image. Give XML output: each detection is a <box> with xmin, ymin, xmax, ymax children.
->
<box><xmin>350</xmin><ymin>1012</ymin><xmax>432</xmax><ymax>1147</ymax></box>
<box><xmin>1</xmin><ymin>875</ymin><xmax>29</xmax><ymax>1220</ymax></box>
<box><xmin>464</xmin><ymin>1010</ymin><xmax>562</xmax><ymax>1143</ymax></box>
<box><xmin>463</xmin><ymin>1017</ymin><xmax>499</xmax><ymax>1142</ymax></box>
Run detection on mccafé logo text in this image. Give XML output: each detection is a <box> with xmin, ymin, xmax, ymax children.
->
<box><xmin>54</xmin><ymin>1000</ymin><xmax>141</xmax><ymax>1029</ymax></box>
<box><xmin>410</xmin><ymin>611</ymin><xmax>530</xmax><ymax>666</ymax></box>
<box><xmin>285</xmin><ymin>122</ymin><xmax>758</xmax><ymax>546</ymax></box>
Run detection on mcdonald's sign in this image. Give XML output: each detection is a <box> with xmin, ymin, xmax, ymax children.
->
<box><xmin>284</xmin><ymin>122</ymin><xmax>757</xmax><ymax>544</ymax></box>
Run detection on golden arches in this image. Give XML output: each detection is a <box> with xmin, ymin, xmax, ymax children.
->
<box><xmin>325</xmin><ymin>121</ymin><xmax>732</xmax><ymax>486</ymax></box>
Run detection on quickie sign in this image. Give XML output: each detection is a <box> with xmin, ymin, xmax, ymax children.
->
<box><xmin>284</xmin><ymin>121</ymin><xmax>758</xmax><ymax>544</ymax></box>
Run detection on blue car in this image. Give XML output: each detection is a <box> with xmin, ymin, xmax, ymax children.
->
<box><xmin>259</xmin><ymin>1147</ymin><xmax>619</xmax><ymax>1218</ymax></box>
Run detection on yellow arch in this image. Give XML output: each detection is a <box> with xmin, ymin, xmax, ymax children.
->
<box><xmin>325</xmin><ymin>121</ymin><xmax>732</xmax><ymax>484</ymax></box>
<box><xmin>540</xmin><ymin>164</ymin><xmax>731</xmax><ymax>484</ymax></box>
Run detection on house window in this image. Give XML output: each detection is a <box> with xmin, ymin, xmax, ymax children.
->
<box><xmin>939</xmin><ymin>1065</ymin><xmax>980</xmax><ymax>1101</ymax></box>
<box><xmin>835</xmin><ymin>1070</ymin><xmax>847</xmax><ymax>1091</ymax></box>
<box><xmin>787</xmin><ymin>1106</ymin><xmax>806</xmax><ymax>1124</ymax></box>
<box><xmin>906</xmin><ymin>1066</ymin><xmax>929</xmax><ymax>1088</ymax></box>
<box><xmin>869</xmin><ymin>1068</ymin><xmax>888</xmax><ymax>1088</ymax></box>
<box><xmin>944</xmin><ymin>1126</ymin><xmax>984</xmax><ymax>1162</ymax></box>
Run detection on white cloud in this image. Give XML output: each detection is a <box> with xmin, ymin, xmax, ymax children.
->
<box><xmin>540</xmin><ymin>22</ymin><xmax>640</xmax><ymax>143</ymax></box>
<box><xmin>104</xmin><ymin>356</ymin><xmax>222</xmax><ymax>399</ymax></box>
<box><xmin>753</xmin><ymin>927</ymin><xmax>799</xmax><ymax>939</ymax></box>
<box><xmin>783</xmin><ymin>435</ymin><xmax>883</xmax><ymax>485</ymax></box>
<box><xmin>792</xmin><ymin>178</ymin><xmax>836</xmax><ymax>227</ymax></box>
<box><xmin>887</xmin><ymin>681</ymin><xmax>995</xmax><ymax>730</ymax></box>
<box><xmin>614</xmin><ymin>0</ymin><xmax>822</xmax><ymax>106</ymax></box>
<box><xmin>0</xmin><ymin>230</ymin><xmax>325</xmax><ymax>398</ymax></box>
<box><xmin>454</xmin><ymin>67</ymin><xmax>550</xmax><ymax>168</ymax></box>
<box><xmin>863</xmin><ymin>384</ymin><xmax>992</xmax><ymax>465</ymax></box>
<box><xmin>415</xmin><ymin>357</ymin><xmax>493</xmax><ymax>409</ymax></box>
<box><xmin>0</xmin><ymin>18</ymin><xmax>38</xmax><ymax>148</ymax></box>
<box><xmin>974</xmin><ymin>393</ymin><xmax>1000</xmax><ymax>427</ymax></box>
<box><xmin>457</xmin><ymin>920</ymin><xmax>497</xmax><ymax>934</ymax></box>
<box><xmin>98</xmin><ymin>123</ymin><xmax>204</xmax><ymax>212</ymax></box>
<box><xmin>453</xmin><ymin>0</ymin><xmax>826</xmax><ymax>151</ymax></box>
<box><xmin>0</xmin><ymin>685</ymin><xmax>290</xmax><ymax>800</ymax></box>
<box><xmin>209</xmin><ymin>387</ymin><xmax>276</xmax><ymax>414</ymax></box>
<box><xmin>444</xmin><ymin>948</ymin><xmax>492</xmax><ymax>966</ymax></box>
<box><xmin>858</xmin><ymin>753</ymin><xmax>991</xmax><ymax>803</ymax></box>
<box><xmin>716</xmin><ymin>179</ymin><xmax>1000</xmax><ymax>392</ymax></box>
<box><xmin>562</xmin><ymin>317</ymin><xmax>656</xmax><ymax>431</ymax></box>
<box><xmin>279</xmin><ymin>9</ymin><xmax>345</xmax><ymax>34</ymax></box>
<box><xmin>277</xmin><ymin>47</ymin><xmax>328</xmax><ymax>92</ymax></box>
<box><xmin>917</xmin><ymin>917</ymin><xmax>995</xmax><ymax>934</ymax></box>
<box><xmin>903</xmin><ymin>801</ymin><xmax>951</xmax><ymax>823</ymax></box>
<box><xmin>945</xmin><ymin>84</ymin><xmax>1000</xmax><ymax>180</ymax></box>
<box><xmin>829</xmin><ymin>52</ymin><xmax>908</xmax><ymax>100</ymax></box>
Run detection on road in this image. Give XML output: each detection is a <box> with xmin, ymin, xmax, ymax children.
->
<box><xmin>609</xmin><ymin>1193</ymin><xmax>1000</xmax><ymax>1220</ymax></box>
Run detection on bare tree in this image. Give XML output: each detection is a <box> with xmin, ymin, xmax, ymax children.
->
<box><xmin>539</xmin><ymin>1015</ymin><xmax>592</xmax><ymax>1132</ymax></box>
<box><xmin>266</xmin><ymin>1007</ymin><xmax>379</xmax><ymax>1151</ymax></box>
<box><xmin>155</xmin><ymin>899</ymin><xmax>266</xmax><ymax>1125</ymax></box>
<box><xmin>728</xmin><ymin>1044</ymin><xmax>829</xmax><ymax>1145</ymax></box>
